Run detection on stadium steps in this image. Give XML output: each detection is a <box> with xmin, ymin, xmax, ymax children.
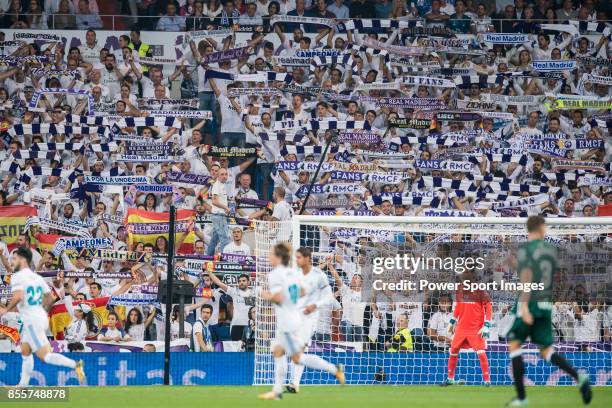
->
<box><xmin>99</xmin><ymin>0</ymin><xmax>127</xmax><ymax>30</ymax></box>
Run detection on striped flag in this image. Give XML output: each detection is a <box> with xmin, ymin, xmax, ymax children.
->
<box><xmin>0</xmin><ymin>206</ymin><xmax>38</xmax><ymax>250</ymax></box>
<box><xmin>125</xmin><ymin>208</ymin><xmax>196</xmax><ymax>254</ymax></box>
<box><xmin>35</xmin><ymin>233</ymin><xmax>67</xmax><ymax>253</ymax></box>
<box><xmin>48</xmin><ymin>297</ymin><xmax>110</xmax><ymax>340</ymax></box>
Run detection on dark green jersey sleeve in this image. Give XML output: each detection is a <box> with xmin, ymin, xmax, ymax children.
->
<box><xmin>517</xmin><ymin>240</ymin><xmax>556</xmax><ymax>303</ymax></box>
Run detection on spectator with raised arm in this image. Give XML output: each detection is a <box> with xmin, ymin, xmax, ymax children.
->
<box><xmin>206</xmin><ymin>268</ymin><xmax>254</xmax><ymax>341</ymax></box>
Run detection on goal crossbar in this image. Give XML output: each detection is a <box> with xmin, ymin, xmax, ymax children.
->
<box><xmin>293</xmin><ymin>215</ymin><xmax>612</xmax><ymax>225</ymax></box>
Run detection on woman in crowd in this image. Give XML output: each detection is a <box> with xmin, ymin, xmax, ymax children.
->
<box><xmin>0</xmin><ymin>0</ymin><xmax>28</xmax><ymax>28</ymax></box>
<box><xmin>50</xmin><ymin>0</ymin><xmax>77</xmax><ymax>29</ymax></box>
<box><xmin>203</xmin><ymin>0</ymin><xmax>222</xmax><ymax>25</ymax></box>
<box><xmin>124</xmin><ymin>307</ymin><xmax>156</xmax><ymax>341</ymax></box>
<box><xmin>64</xmin><ymin>295</ymin><xmax>96</xmax><ymax>344</ymax></box>
<box><xmin>26</xmin><ymin>0</ymin><xmax>48</xmax><ymax>29</ymax></box>
<box><xmin>155</xmin><ymin>236</ymin><xmax>169</xmax><ymax>254</ymax></box>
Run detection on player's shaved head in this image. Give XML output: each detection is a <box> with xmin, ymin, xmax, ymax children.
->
<box><xmin>526</xmin><ymin>215</ymin><xmax>545</xmax><ymax>233</ymax></box>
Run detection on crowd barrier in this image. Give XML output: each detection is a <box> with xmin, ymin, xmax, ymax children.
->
<box><xmin>0</xmin><ymin>352</ymin><xmax>608</xmax><ymax>386</ymax></box>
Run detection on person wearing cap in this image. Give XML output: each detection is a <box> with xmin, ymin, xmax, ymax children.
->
<box><xmin>64</xmin><ymin>295</ymin><xmax>95</xmax><ymax>344</ymax></box>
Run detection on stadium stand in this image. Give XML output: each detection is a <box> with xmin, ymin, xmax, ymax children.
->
<box><xmin>0</xmin><ymin>0</ymin><xmax>610</xmax><ymax>389</ymax></box>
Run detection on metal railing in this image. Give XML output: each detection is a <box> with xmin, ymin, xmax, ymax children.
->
<box><xmin>0</xmin><ymin>14</ymin><xmax>610</xmax><ymax>32</ymax></box>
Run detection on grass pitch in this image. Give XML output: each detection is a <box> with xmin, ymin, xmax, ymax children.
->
<box><xmin>3</xmin><ymin>385</ymin><xmax>611</xmax><ymax>407</ymax></box>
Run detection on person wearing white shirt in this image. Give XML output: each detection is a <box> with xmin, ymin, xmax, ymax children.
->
<box><xmin>207</xmin><ymin>167</ymin><xmax>231</xmax><ymax>255</ymax></box>
<box><xmin>258</xmin><ymin>242</ymin><xmax>342</xmax><ymax>400</ymax></box>
<box><xmin>327</xmin><ymin>0</ymin><xmax>349</xmax><ymax>19</ymax></box>
<box><xmin>100</xmin><ymin>54</ymin><xmax>122</xmax><ymax>99</ymax></box>
<box><xmin>287</xmin><ymin>247</ymin><xmax>335</xmax><ymax>392</ymax></box>
<box><xmin>207</xmin><ymin>268</ymin><xmax>255</xmax><ymax>341</ymax></box>
<box><xmin>129</xmin><ymin>64</ymin><xmax>171</xmax><ymax>98</ymax></box>
<box><xmin>0</xmin><ymin>240</ymin><xmax>10</xmax><ymax>274</ymax></box>
<box><xmin>327</xmin><ymin>259</ymin><xmax>366</xmax><ymax>342</ymax></box>
<box><xmin>574</xmin><ymin>303</ymin><xmax>602</xmax><ymax>343</ymax></box>
<box><xmin>240</xmin><ymin>2</ymin><xmax>263</xmax><ymax>25</ymax></box>
<box><xmin>427</xmin><ymin>295</ymin><xmax>453</xmax><ymax>350</ymax></box>
<box><xmin>193</xmin><ymin>275</ymin><xmax>223</xmax><ymax>326</ymax></box>
<box><xmin>235</xmin><ymin>173</ymin><xmax>260</xmax><ymax>217</ymax></box>
<box><xmin>440</xmin><ymin>0</ymin><xmax>455</xmax><ymax>15</ymax></box>
<box><xmin>124</xmin><ymin>307</ymin><xmax>155</xmax><ymax>341</ymax></box>
<box><xmin>210</xmin><ymin>79</ymin><xmax>247</xmax><ymax>148</ymax></box>
<box><xmin>78</xmin><ymin>29</ymin><xmax>102</xmax><ymax>65</ymax></box>
<box><xmin>63</xmin><ymin>296</ymin><xmax>94</xmax><ymax>344</ymax></box>
<box><xmin>223</xmin><ymin>227</ymin><xmax>252</xmax><ymax>255</ymax></box>
<box><xmin>2</xmin><ymin>247</ymin><xmax>83</xmax><ymax>386</ymax></box>
<box><xmin>154</xmin><ymin>306</ymin><xmax>193</xmax><ymax>342</ymax></box>
<box><xmin>270</xmin><ymin>187</ymin><xmax>293</xmax><ymax>221</ymax></box>
<box><xmin>192</xmin><ymin>304</ymin><xmax>218</xmax><ymax>352</ymax></box>
<box><xmin>0</xmin><ymin>0</ymin><xmax>11</xmax><ymax>13</ymax></box>
<box><xmin>8</xmin><ymin>235</ymin><xmax>42</xmax><ymax>268</ymax></box>
<box><xmin>255</xmin><ymin>0</ymin><xmax>271</xmax><ymax>15</ymax></box>
<box><xmin>603</xmin><ymin>304</ymin><xmax>612</xmax><ymax>342</ymax></box>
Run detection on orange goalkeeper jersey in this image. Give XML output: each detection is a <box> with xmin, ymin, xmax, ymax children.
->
<box><xmin>453</xmin><ymin>289</ymin><xmax>492</xmax><ymax>334</ymax></box>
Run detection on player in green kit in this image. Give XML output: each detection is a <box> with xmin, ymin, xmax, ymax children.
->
<box><xmin>505</xmin><ymin>216</ymin><xmax>592</xmax><ymax>407</ymax></box>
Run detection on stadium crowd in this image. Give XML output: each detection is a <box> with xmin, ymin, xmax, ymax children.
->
<box><xmin>0</xmin><ymin>0</ymin><xmax>611</xmax><ymax>352</ymax></box>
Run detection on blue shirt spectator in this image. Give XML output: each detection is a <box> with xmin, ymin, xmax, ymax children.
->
<box><xmin>327</xmin><ymin>0</ymin><xmax>349</xmax><ymax>19</ymax></box>
<box><xmin>156</xmin><ymin>3</ymin><xmax>186</xmax><ymax>31</ymax></box>
<box><xmin>75</xmin><ymin>0</ymin><xmax>103</xmax><ymax>30</ymax></box>
<box><xmin>374</xmin><ymin>0</ymin><xmax>393</xmax><ymax>18</ymax></box>
<box><xmin>220</xmin><ymin>0</ymin><xmax>240</xmax><ymax>26</ymax></box>
<box><xmin>239</xmin><ymin>2</ymin><xmax>263</xmax><ymax>26</ymax></box>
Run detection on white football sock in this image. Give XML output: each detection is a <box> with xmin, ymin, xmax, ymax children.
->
<box><xmin>273</xmin><ymin>356</ymin><xmax>287</xmax><ymax>395</ymax></box>
<box><xmin>291</xmin><ymin>361</ymin><xmax>305</xmax><ymax>387</ymax></box>
<box><xmin>44</xmin><ymin>353</ymin><xmax>76</xmax><ymax>369</ymax></box>
<box><xmin>18</xmin><ymin>354</ymin><xmax>34</xmax><ymax>386</ymax></box>
<box><xmin>298</xmin><ymin>354</ymin><xmax>337</xmax><ymax>375</ymax></box>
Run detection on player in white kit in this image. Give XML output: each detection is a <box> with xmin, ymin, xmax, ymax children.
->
<box><xmin>286</xmin><ymin>247</ymin><xmax>334</xmax><ymax>394</ymax></box>
<box><xmin>258</xmin><ymin>243</ymin><xmax>345</xmax><ymax>400</ymax></box>
<box><xmin>0</xmin><ymin>247</ymin><xmax>86</xmax><ymax>386</ymax></box>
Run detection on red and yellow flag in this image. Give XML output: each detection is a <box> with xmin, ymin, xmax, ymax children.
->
<box><xmin>125</xmin><ymin>208</ymin><xmax>196</xmax><ymax>254</ymax></box>
<box><xmin>35</xmin><ymin>233</ymin><xmax>66</xmax><ymax>253</ymax></box>
<box><xmin>48</xmin><ymin>297</ymin><xmax>110</xmax><ymax>340</ymax></box>
<box><xmin>0</xmin><ymin>205</ymin><xmax>37</xmax><ymax>250</ymax></box>
<box><xmin>597</xmin><ymin>203</ymin><xmax>612</xmax><ymax>216</ymax></box>
<box><xmin>0</xmin><ymin>323</ymin><xmax>19</xmax><ymax>343</ymax></box>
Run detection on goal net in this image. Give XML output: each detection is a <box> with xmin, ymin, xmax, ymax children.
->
<box><xmin>254</xmin><ymin>216</ymin><xmax>612</xmax><ymax>386</ymax></box>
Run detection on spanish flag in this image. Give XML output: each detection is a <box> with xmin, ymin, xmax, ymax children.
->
<box><xmin>0</xmin><ymin>323</ymin><xmax>19</xmax><ymax>343</ymax></box>
<box><xmin>35</xmin><ymin>233</ymin><xmax>66</xmax><ymax>253</ymax></box>
<box><xmin>0</xmin><ymin>205</ymin><xmax>37</xmax><ymax>250</ymax></box>
<box><xmin>125</xmin><ymin>208</ymin><xmax>196</xmax><ymax>254</ymax></box>
<box><xmin>597</xmin><ymin>203</ymin><xmax>612</xmax><ymax>216</ymax></box>
<box><xmin>48</xmin><ymin>297</ymin><xmax>110</xmax><ymax>340</ymax></box>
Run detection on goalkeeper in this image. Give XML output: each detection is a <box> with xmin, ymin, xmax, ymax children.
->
<box><xmin>505</xmin><ymin>216</ymin><xmax>592</xmax><ymax>407</ymax></box>
<box><xmin>441</xmin><ymin>268</ymin><xmax>492</xmax><ymax>386</ymax></box>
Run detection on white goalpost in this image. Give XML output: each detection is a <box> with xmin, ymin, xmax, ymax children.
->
<box><xmin>254</xmin><ymin>216</ymin><xmax>612</xmax><ymax>386</ymax></box>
